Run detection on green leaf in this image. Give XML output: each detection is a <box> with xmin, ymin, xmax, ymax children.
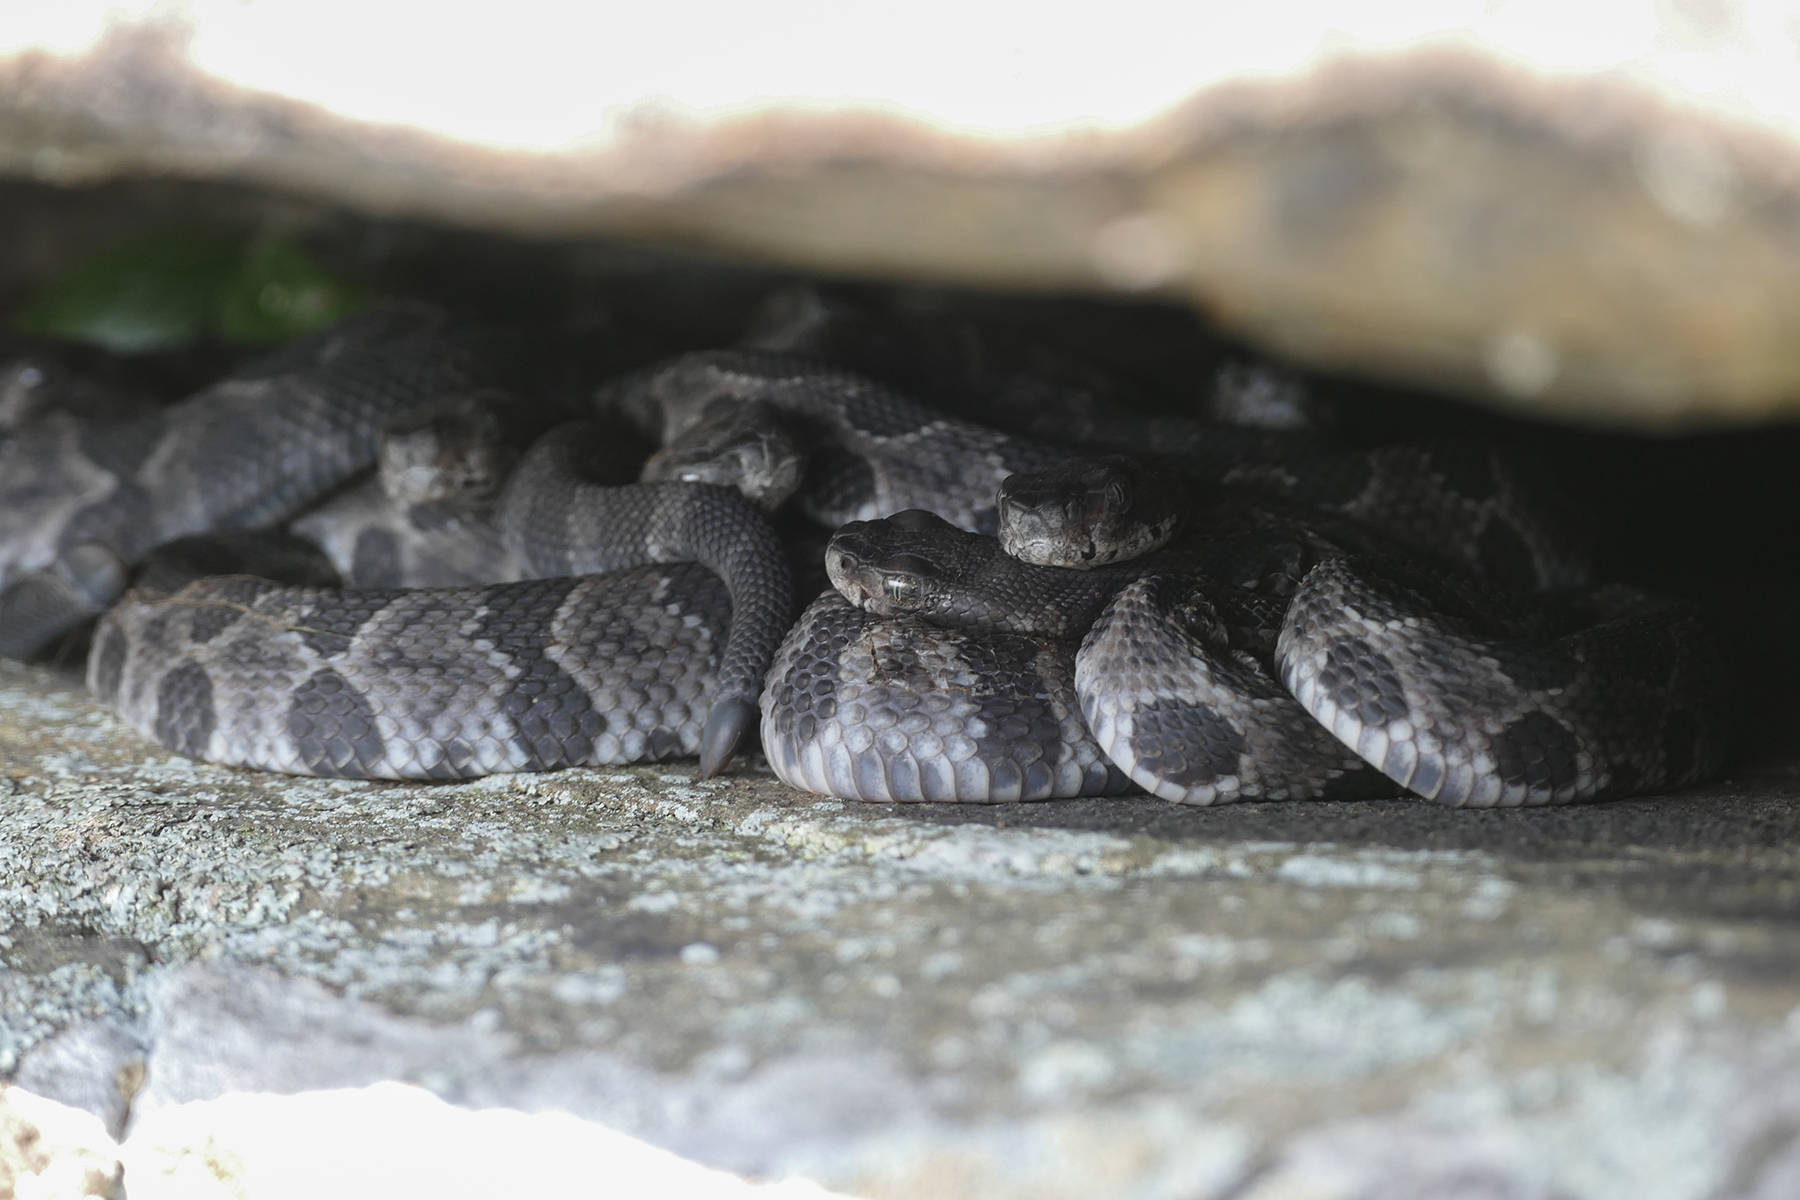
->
<box><xmin>13</xmin><ymin>233</ymin><xmax>237</xmax><ymax>351</ymax></box>
<box><xmin>13</xmin><ymin>231</ymin><xmax>369</xmax><ymax>350</ymax></box>
<box><xmin>214</xmin><ymin>238</ymin><xmax>369</xmax><ymax>343</ymax></box>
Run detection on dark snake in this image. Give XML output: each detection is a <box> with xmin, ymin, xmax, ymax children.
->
<box><xmin>4</xmin><ymin>307</ymin><xmax>791</xmax><ymax>778</ymax></box>
<box><xmin>760</xmin><ymin>459</ymin><xmax>1731</xmax><ymax>805</ymax></box>
<box><xmin>0</xmin><ymin>300</ymin><xmax>1735</xmax><ymax>802</ymax></box>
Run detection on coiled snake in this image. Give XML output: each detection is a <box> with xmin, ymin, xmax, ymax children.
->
<box><xmin>0</xmin><ymin>300</ymin><xmax>1733</xmax><ymax>803</ymax></box>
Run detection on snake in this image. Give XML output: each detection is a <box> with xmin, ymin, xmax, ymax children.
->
<box><xmin>7</xmin><ymin>324</ymin><xmax>1089</xmax><ymax>781</ymax></box>
<box><xmin>763</xmin><ymin>503</ymin><xmax>1381</xmax><ymax>803</ymax></box>
<box><xmin>761</xmin><ymin>451</ymin><xmax>1731</xmax><ymax>804</ymax></box>
<box><xmin>3</xmin><ymin>307</ymin><xmax>793</xmax><ymax>778</ymax></box>
<box><xmin>0</xmin><ymin>299</ymin><xmax>1734</xmax><ymax>802</ymax></box>
<box><xmin>0</xmin><ymin>304</ymin><xmax>486</xmax><ymax>660</ymax></box>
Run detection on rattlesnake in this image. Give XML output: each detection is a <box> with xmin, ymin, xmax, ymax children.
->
<box><xmin>763</xmin><ymin>480</ymin><xmax>1728</xmax><ymax>805</ymax></box>
<box><xmin>0</xmin><ymin>301</ymin><xmax>1733</xmax><ymax>802</ymax></box>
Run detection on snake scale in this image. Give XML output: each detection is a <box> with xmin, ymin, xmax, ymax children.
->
<box><xmin>0</xmin><ymin>292</ymin><xmax>1734</xmax><ymax>804</ymax></box>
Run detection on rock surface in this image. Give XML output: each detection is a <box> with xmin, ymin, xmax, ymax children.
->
<box><xmin>6</xmin><ymin>3</ymin><xmax>1800</xmax><ymax>425</ymax></box>
<box><xmin>6</xmin><ymin>658</ymin><xmax>1800</xmax><ymax>1197</ymax></box>
<box><xmin>6</xmin><ymin>7</ymin><xmax>1800</xmax><ymax>1193</ymax></box>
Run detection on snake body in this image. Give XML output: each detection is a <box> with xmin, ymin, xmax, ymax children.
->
<box><xmin>761</xmin><ymin>590</ymin><xmax>1130</xmax><ymax>803</ymax></box>
<box><xmin>83</xmin><ymin>417</ymin><xmax>792</xmax><ymax>778</ymax></box>
<box><xmin>0</xmin><ymin>305</ymin><xmax>483</xmax><ymax>659</ymax></box>
<box><xmin>4</xmin><ymin>308</ymin><xmax>793</xmax><ymax>778</ymax></box>
<box><xmin>90</xmin><ymin>567</ymin><xmax>731</xmax><ymax>779</ymax></box>
<box><xmin>1277</xmin><ymin>558</ymin><xmax>1728</xmax><ymax>805</ymax></box>
<box><xmin>762</xmin><ymin>454</ymin><xmax>1729</xmax><ymax>806</ymax></box>
<box><xmin>0</xmin><ymin>299</ymin><xmax>1734</xmax><ymax>802</ymax></box>
<box><xmin>603</xmin><ymin>349</ymin><xmax>1076</xmax><ymax>534</ymax></box>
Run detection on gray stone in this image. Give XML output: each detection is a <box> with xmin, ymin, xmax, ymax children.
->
<box><xmin>9</xmin><ymin>1018</ymin><xmax>144</xmax><ymax>1139</ymax></box>
<box><xmin>6</xmin><ymin>656</ymin><xmax>1800</xmax><ymax>1196</ymax></box>
<box><xmin>5</xmin><ymin>4</ymin><xmax>1800</xmax><ymax>425</ymax></box>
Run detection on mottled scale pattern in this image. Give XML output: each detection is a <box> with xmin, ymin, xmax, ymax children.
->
<box><xmin>1278</xmin><ymin>558</ymin><xmax>1731</xmax><ymax>805</ymax></box>
<box><xmin>761</xmin><ymin>592</ymin><xmax>1131</xmax><ymax>803</ymax></box>
<box><xmin>7</xmin><ymin>305</ymin><xmax>1734</xmax><ymax>800</ymax></box>
<box><xmin>0</xmin><ymin>304</ymin><xmax>480</xmax><ymax>658</ymax></box>
<box><xmin>289</xmin><ymin>481</ymin><xmax>522</xmax><ymax>589</ymax></box>
<box><xmin>90</xmin><ymin>566</ymin><xmax>732</xmax><ymax>779</ymax></box>
<box><xmin>1217</xmin><ymin>442</ymin><xmax>1589</xmax><ymax>591</ymax></box>
<box><xmin>1076</xmin><ymin>574</ymin><xmax>1378</xmax><ymax>803</ymax></box>
<box><xmin>605</xmin><ymin>350</ymin><xmax>1075</xmax><ymax>534</ymax></box>
<box><xmin>495</xmin><ymin>430</ymin><xmax>793</xmax><ymax>762</ymax></box>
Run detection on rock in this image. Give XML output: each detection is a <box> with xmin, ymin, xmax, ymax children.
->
<box><xmin>0</xmin><ymin>1086</ymin><xmax>121</xmax><ymax>1199</ymax></box>
<box><xmin>8</xmin><ymin>657</ymin><xmax>1800</xmax><ymax>1196</ymax></box>
<box><xmin>4</xmin><ymin>4</ymin><xmax>1800</xmax><ymax>425</ymax></box>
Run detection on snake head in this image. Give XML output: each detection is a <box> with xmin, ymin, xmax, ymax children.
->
<box><xmin>641</xmin><ymin>398</ymin><xmax>804</xmax><ymax>511</ymax></box>
<box><xmin>867</xmin><ymin>553</ymin><xmax>936</xmax><ymax>614</ymax></box>
<box><xmin>827</xmin><ymin>536</ymin><xmax>937</xmax><ymax>617</ymax></box>
<box><xmin>998</xmin><ymin>456</ymin><xmax>1186</xmax><ymax>568</ymax></box>
<box><xmin>824</xmin><ymin>510</ymin><xmax>982</xmax><ymax>620</ymax></box>
<box><xmin>377</xmin><ymin>393</ymin><xmax>516</xmax><ymax>511</ymax></box>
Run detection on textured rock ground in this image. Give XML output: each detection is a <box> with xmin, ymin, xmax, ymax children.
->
<box><xmin>4</xmin><ymin>6</ymin><xmax>1800</xmax><ymax>1195</ymax></box>
<box><xmin>6</xmin><ymin>656</ymin><xmax>1800</xmax><ymax>1198</ymax></box>
<box><xmin>9</xmin><ymin>2</ymin><xmax>1800</xmax><ymax>424</ymax></box>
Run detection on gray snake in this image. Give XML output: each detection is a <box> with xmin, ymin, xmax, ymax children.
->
<box><xmin>763</xmin><ymin>490</ymin><xmax>1728</xmax><ymax>805</ymax></box>
<box><xmin>5</xmin><ymin>307</ymin><xmax>791</xmax><ymax>778</ymax></box>
<box><xmin>0</xmin><ymin>298</ymin><xmax>1735</xmax><ymax>803</ymax></box>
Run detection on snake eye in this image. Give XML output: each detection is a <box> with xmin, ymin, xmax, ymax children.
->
<box><xmin>1103</xmin><ymin>478</ymin><xmax>1131</xmax><ymax>513</ymax></box>
<box><xmin>882</xmin><ymin>573</ymin><xmax>924</xmax><ymax>607</ymax></box>
<box><xmin>876</xmin><ymin>553</ymin><xmax>934</xmax><ymax>608</ymax></box>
